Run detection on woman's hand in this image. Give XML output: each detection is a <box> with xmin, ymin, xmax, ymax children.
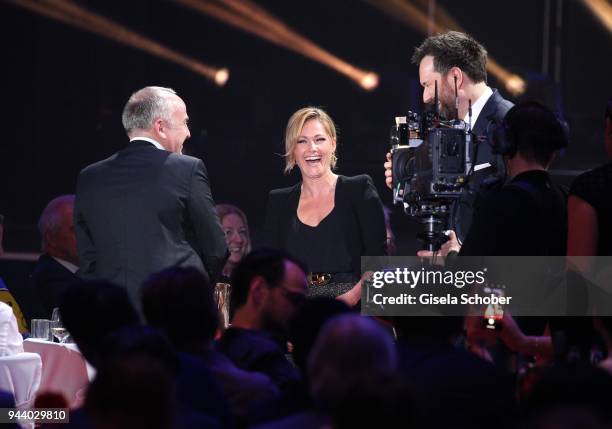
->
<box><xmin>337</xmin><ymin>272</ymin><xmax>372</xmax><ymax>307</ymax></box>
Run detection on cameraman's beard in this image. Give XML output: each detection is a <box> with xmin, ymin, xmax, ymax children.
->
<box><xmin>424</xmin><ymin>100</ymin><xmax>454</xmax><ymax>121</ymax></box>
<box><xmin>438</xmin><ymin>83</ymin><xmax>457</xmax><ymax>119</ymax></box>
<box><xmin>424</xmin><ymin>86</ymin><xmax>456</xmax><ymax>120</ymax></box>
<box><xmin>439</xmin><ymin>102</ymin><xmax>455</xmax><ymax>120</ymax></box>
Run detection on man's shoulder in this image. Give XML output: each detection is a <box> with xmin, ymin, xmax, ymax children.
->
<box><xmin>168</xmin><ymin>152</ymin><xmax>202</xmax><ymax>165</ymax></box>
<box><xmin>79</xmin><ymin>149</ymin><xmax>201</xmax><ymax>176</ymax></box>
<box><xmin>163</xmin><ymin>152</ymin><xmax>204</xmax><ymax>174</ymax></box>
<box><xmin>78</xmin><ymin>153</ymin><xmax>118</xmax><ymax>176</ymax></box>
<box><xmin>33</xmin><ymin>254</ymin><xmax>63</xmax><ymax>274</ymax></box>
<box><xmin>218</xmin><ymin>328</ymin><xmax>282</xmax><ymax>354</ymax></box>
<box><xmin>485</xmin><ymin>89</ymin><xmax>514</xmax><ymax>121</ymax></box>
<box><xmin>482</xmin><ymin>176</ymin><xmax>544</xmax><ymax>215</ymax></box>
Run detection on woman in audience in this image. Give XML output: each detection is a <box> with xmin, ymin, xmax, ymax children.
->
<box><xmin>216</xmin><ymin>204</ymin><xmax>251</xmax><ymax>280</ymax></box>
<box><xmin>563</xmin><ymin>98</ymin><xmax>612</xmax><ymax>363</ymax></box>
<box><xmin>264</xmin><ymin>107</ymin><xmax>386</xmax><ymax>305</ymax></box>
<box><xmin>567</xmin><ymin>98</ymin><xmax>612</xmax><ymax>264</ymax></box>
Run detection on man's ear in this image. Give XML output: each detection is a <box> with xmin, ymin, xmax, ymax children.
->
<box><xmin>153</xmin><ymin>118</ymin><xmax>166</xmax><ymax>138</ymax></box>
<box><xmin>43</xmin><ymin>229</ymin><xmax>55</xmax><ymax>250</ymax></box>
<box><xmin>447</xmin><ymin>67</ymin><xmax>464</xmax><ymax>89</ymax></box>
<box><xmin>249</xmin><ymin>276</ymin><xmax>268</xmax><ymax>307</ymax></box>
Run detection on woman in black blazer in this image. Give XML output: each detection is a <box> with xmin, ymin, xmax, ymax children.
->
<box><xmin>264</xmin><ymin>107</ymin><xmax>386</xmax><ymax>305</ymax></box>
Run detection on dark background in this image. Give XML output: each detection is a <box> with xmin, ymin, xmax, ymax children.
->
<box><xmin>1</xmin><ymin>0</ymin><xmax>610</xmax><ymax>253</ymax></box>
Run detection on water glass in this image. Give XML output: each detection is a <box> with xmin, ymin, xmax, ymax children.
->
<box><xmin>30</xmin><ymin>319</ymin><xmax>51</xmax><ymax>341</ymax></box>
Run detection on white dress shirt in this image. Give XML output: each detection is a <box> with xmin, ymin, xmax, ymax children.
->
<box><xmin>463</xmin><ymin>86</ymin><xmax>494</xmax><ymax>171</ymax></box>
<box><xmin>52</xmin><ymin>257</ymin><xmax>78</xmax><ymax>274</ymax></box>
<box><xmin>130</xmin><ymin>136</ymin><xmax>165</xmax><ymax>151</ymax></box>
<box><xmin>463</xmin><ymin>86</ymin><xmax>493</xmax><ymax>130</ymax></box>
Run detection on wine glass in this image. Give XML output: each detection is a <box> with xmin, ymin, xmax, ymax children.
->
<box><xmin>50</xmin><ymin>307</ymin><xmax>69</xmax><ymax>343</ymax></box>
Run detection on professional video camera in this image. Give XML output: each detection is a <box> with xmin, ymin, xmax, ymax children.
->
<box><xmin>389</xmin><ymin>82</ymin><xmax>476</xmax><ymax>250</ymax></box>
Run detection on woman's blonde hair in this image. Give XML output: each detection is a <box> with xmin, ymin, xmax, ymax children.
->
<box><xmin>284</xmin><ymin>107</ymin><xmax>337</xmax><ymax>174</ymax></box>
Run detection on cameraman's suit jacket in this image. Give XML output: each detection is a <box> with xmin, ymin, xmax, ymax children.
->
<box><xmin>454</xmin><ymin>89</ymin><xmax>514</xmax><ymax>242</ymax></box>
<box><xmin>74</xmin><ymin>140</ymin><xmax>228</xmax><ymax>312</ymax></box>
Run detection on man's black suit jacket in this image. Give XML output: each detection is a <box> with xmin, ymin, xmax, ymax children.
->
<box><xmin>453</xmin><ymin>89</ymin><xmax>514</xmax><ymax>242</ymax></box>
<box><xmin>74</xmin><ymin>140</ymin><xmax>228</xmax><ymax>310</ymax></box>
<box><xmin>30</xmin><ymin>254</ymin><xmax>78</xmax><ymax>318</ymax></box>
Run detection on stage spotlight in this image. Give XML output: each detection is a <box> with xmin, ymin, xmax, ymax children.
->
<box><xmin>177</xmin><ymin>0</ymin><xmax>379</xmax><ymax>90</ymax></box>
<box><xmin>215</xmin><ymin>68</ymin><xmax>230</xmax><ymax>86</ymax></box>
<box><xmin>360</xmin><ymin>72</ymin><xmax>380</xmax><ymax>91</ymax></box>
<box><xmin>581</xmin><ymin>0</ymin><xmax>612</xmax><ymax>33</ymax></box>
<box><xmin>365</xmin><ymin>0</ymin><xmax>526</xmax><ymax>97</ymax></box>
<box><xmin>7</xmin><ymin>0</ymin><xmax>229</xmax><ymax>86</ymax></box>
<box><xmin>505</xmin><ymin>74</ymin><xmax>527</xmax><ymax>97</ymax></box>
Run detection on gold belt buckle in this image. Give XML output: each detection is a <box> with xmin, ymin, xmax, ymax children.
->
<box><xmin>308</xmin><ymin>273</ymin><xmax>332</xmax><ymax>287</ymax></box>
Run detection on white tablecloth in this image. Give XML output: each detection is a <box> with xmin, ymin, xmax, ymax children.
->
<box><xmin>0</xmin><ymin>352</ymin><xmax>41</xmax><ymax>408</ymax></box>
<box><xmin>23</xmin><ymin>339</ymin><xmax>94</xmax><ymax>407</ymax></box>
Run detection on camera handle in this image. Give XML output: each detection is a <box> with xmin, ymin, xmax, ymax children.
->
<box><xmin>417</xmin><ymin>214</ymin><xmax>450</xmax><ymax>252</ymax></box>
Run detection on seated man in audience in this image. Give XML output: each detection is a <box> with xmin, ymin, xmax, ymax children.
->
<box><xmin>142</xmin><ymin>266</ymin><xmax>281</xmax><ymax>426</ymax></box>
<box><xmin>217</xmin><ymin>248</ymin><xmax>307</xmax><ymax>413</ymax></box>
<box><xmin>31</xmin><ymin>195</ymin><xmax>79</xmax><ymax>317</ymax></box>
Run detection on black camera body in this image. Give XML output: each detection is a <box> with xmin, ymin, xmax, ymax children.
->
<box><xmin>390</xmin><ymin>113</ymin><xmax>473</xmax><ymax>218</ymax></box>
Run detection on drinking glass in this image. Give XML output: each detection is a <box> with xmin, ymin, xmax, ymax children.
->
<box><xmin>214</xmin><ymin>283</ymin><xmax>232</xmax><ymax>330</ymax></box>
<box><xmin>50</xmin><ymin>307</ymin><xmax>69</xmax><ymax>343</ymax></box>
<box><xmin>30</xmin><ymin>319</ymin><xmax>51</xmax><ymax>341</ymax></box>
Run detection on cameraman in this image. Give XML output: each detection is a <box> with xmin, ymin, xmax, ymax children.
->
<box><xmin>384</xmin><ymin>31</ymin><xmax>513</xmax><ymax>241</ymax></box>
<box><xmin>421</xmin><ymin>102</ymin><xmax>568</xmax><ymax>365</ymax></box>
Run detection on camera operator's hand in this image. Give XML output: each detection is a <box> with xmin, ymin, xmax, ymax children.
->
<box><xmin>384</xmin><ymin>152</ymin><xmax>393</xmax><ymax>189</ymax></box>
<box><xmin>417</xmin><ymin>230</ymin><xmax>461</xmax><ymax>258</ymax></box>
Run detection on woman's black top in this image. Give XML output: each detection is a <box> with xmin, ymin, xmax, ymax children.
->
<box><xmin>570</xmin><ymin>161</ymin><xmax>612</xmax><ymax>255</ymax></box>
<box><xmin>264</xmin><ymin>174</ymin><xmax>387</xmax><ymax>297</ymax></box>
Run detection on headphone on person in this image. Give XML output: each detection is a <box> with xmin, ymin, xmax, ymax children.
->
<box><xmin>485</xmin><ymin>116</ymin><xmax>516</xmax><ymax>157</ymax></box>
<box><xmin>486</xmin><ymin>101</ymin><xmax>569</xmax><ymax>158</ymax></box>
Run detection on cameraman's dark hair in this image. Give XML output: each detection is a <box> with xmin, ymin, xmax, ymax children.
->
<box><xmin>230</xmin><ymin>248</ymin><xmax>307</xmax><ymax>310</ymax></box>
<box><xmin>505</xmin><ymin>101</ymin><xmax>567</xmax><ymax>166</ymax></box>
<box><xmin>141</xmin><ymin>267</ymin><xmax>218</xmax><ymax>350</ymax></box>
<box><xmin>412</xmin><ymin>31</ymin><xmax>487</xmax><ymax>83</ymax></box>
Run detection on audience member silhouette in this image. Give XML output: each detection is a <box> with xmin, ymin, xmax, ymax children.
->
<box><xmin>217</xmin><ymin>249</ymin><xmax>307</xmax><ymax>415</ymax></box>
<box><xmin>142</xmin><ymin>266</ymin><xmax>280</xmax><ymax>426</ymax></box>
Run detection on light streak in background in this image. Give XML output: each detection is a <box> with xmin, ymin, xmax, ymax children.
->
<box><xmin>580</xmin><ymin>0</ymin><xmax>612</xmax><ymax>33</ymax></box>
<box><xmin>7</xmin><ymin>0</ymin><xmax>229</xmax><ymax>86</ymax></box>
<box><xmin>364</xmin><ymin>0</ymin><xmax>527</xmax><ymax>96</ymax></box>
<box><xmin>175</xmin><ymin>0</ymin><xmax>379</xmax><ymax>91</ymax></box>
